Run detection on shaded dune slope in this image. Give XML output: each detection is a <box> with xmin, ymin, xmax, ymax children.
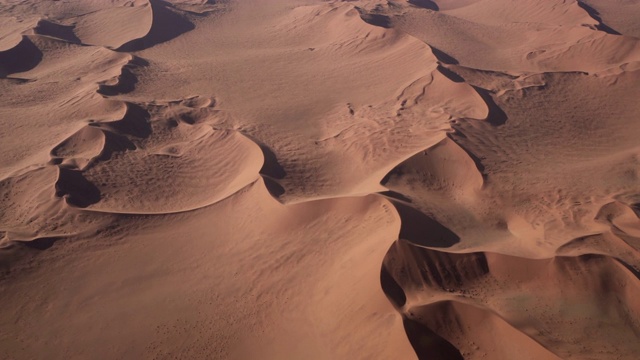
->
<box><xmin>116</xmin><ymin>0</ymin><xmax>194</xmax><ymax>52</ymax></box>
<box><xmin>580</xmin><ymin>0</ymin><xmax>640</xmax><ymax>38</ymax></box>
<box><xmin>382</xmin><ymin>239</ymin><xmax>640</xmax><ymax>359</ymax></box>
<box><xmin>1</xmin><ymin>0</ymin><xmax>640</xmax><ymax>359</ymax></box>
<box><xmin>1</xmin><ymin>0</ymin><xmax>220</xmax><ymax>50</ymax></box>
<box><xmin>32</xmin><ymin>19</ymin><xmax>82</xmax><ymax>44</ymax></box>
<box><xmin>355</xmin><ymin>1</ymin><xmax>640</xmax><ymax>358</ymax></box>
<box><xmin>363</xmin><ymin>0</ymin><xmax>640</xmax><ymax>73</ymax></box>
<box><xmin>0</xmin><ymin>36</ymin><xmax>42</xmax><ymax>78</ymax></box>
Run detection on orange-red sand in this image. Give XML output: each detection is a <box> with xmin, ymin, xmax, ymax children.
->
<box><xmin>1</xmin><ymin>1</ymin><xmax>639</xmax><ymax>359</ymax></box>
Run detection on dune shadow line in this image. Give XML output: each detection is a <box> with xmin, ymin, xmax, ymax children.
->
<box><xmin>408</xmin><ymin>0</ymin><xmax>439</xmax><ymax>11</ymax></box>
<box><xmin>0</xmin><ymin>37</ymin><xmax>43</xmax><ymax>78</ymax></box>
<box><xmin>404</xmin><ymin>316</ymin><xmax>464</xmax><ymax>360</ymax></box>
<box><xmin>21</xmin><ymin>237</ymin><xmax>62</xmax><ymax>251</ymax></box>
<box><xmin>34</xmin><ymin>20</ymin><xmax>82</xmax><ymax>44</ymax></box>
<box><xmin>393</xmin><ymin>202</ymin><xmax>460</xmax><ymax>248</ymax></box>
<box><xmin>380</xmin><ymin>263</ymin><xmax>407</xmax><ymax>308</ymax></box>
<box><xmin>98</xmin><ymin>60</ymin><xmax>145</xmax><ymax>96</ymax></box>
<box><xmin>117</xmin><ymin>0</ymin><xmax>196</xmax><ymax>52</ymax></box>
<box><xmin>255</xmin><ymin>143</ymin><xmax>287</xmax><ymax>198</ymax></box>
<box><xmin>55</xmin><ymin>168</ymin><xmax>101</xmax><ymax>208</ymax></box>
<box><xmin>576</xmin><ymin>1</ymin><xmax>621</xmax><ymax>35</ymax></box>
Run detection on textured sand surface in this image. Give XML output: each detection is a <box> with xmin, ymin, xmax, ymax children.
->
<box><xmin>1</xmin><ymin>0</ymin><xmax>639</xmax><ymax>359</ymax></box>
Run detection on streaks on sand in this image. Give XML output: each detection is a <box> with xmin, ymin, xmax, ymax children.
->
<box><xmin>1</xmin><ymin>1</ymin><xmax>640</xmax><ymax>359</ymax></box>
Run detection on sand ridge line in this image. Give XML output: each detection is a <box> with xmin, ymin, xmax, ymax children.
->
<box><xmin>382</xmin><ymin>237</ymin><xmax>640</xmax><ymax>358</ymax></box>
<box><xmin>1</xmin><ymin>1</ymin><xmax>640</xmax><ymax>358</ymax></box>
<box><xmin>365</xmin><ymin>0</ymin><xmax>640</xmax><ymax>73</ymax></box>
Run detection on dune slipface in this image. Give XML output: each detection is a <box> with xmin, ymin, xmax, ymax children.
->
<box><xmin>1</xmin><ymin>0</ymin><xmax>639</xmax><ymax>359</ymax></box>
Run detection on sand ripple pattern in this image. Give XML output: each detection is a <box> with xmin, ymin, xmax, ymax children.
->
<box><xmin>1</xmin><ymin>0</ymin><xmax>640</xmax><ymax>359</ymax></box>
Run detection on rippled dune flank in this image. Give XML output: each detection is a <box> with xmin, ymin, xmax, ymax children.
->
<box><xmin>1</xmin><ymin>0</ymin><xmax>639</xmax><ymax>359</ymax></box>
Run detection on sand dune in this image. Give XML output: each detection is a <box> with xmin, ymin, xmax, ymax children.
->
<box><xmin>1</xmin><ymin>0</ymin><xmax>639</xmax><ymax>359</ymax></box>
<box><xmin>384</xmin><ymin>240</ymin><xmax>640</xmax><ymax>359</ymax></box>
<box><xmin>381</xmin><ymin>0</ymin><xmax>640</xmax><ymax>73</ymax></box>
<box><xmin>578</xmin><ymin>0</ymin><xmax>640</xmax><ymax>37</ymax></box>
<box><xmin>80</xmin><ymin>105</ymin><xmax>263</xmax><ymax>214</ymax></box>
<box><xmin>74</xmin><ymin>1</ymin><xmax>154</xmax><ymax>49</ymax></box>
<box><xmin>117</xmin><ymin>0</ymin><xmax>193</xmax><ymax>52</ymax></box>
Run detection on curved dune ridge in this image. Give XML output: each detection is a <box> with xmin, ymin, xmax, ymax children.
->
<box><xmin>78</xmin><ymin>102</ymin><xmax>264</xmax><ymax>214</ymax></box>
<box><xmin>1</xmin><ymin>0</ymin><xmax>640</xmax><ymax>359</ymax></box>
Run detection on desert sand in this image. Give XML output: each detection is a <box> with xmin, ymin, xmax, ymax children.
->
<box><xmin>1</xmin><ymin>0</ymin><xmax>639</xmax><ymax>359</ymax></box>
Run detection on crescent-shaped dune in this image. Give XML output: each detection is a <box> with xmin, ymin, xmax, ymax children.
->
<box><xmin>383</xmin><ymin>239</ymin><xmax>640</xmax><ymax>359</ymax></box>
<box><xmin>74</xmin><ymin>2</ymin><xmax>154</xmax><ymax>49</ymax></box>
<box><xmin>82</xmin><ymin>124</ymin><xmax>264</xmax><ymax>214</ymax></box>
<box><xmin>0</xmin><ymin>16</ymin><xmax>33</xmax><ymax>51</ymax></box>
<box><xmin>0</xmin><ymin>36</ymin><xmax>42</xmax><ymax>78</ymax></box>
<box><xmin>116</xmin><ymin>0</ymin><xmax>203</xmax><ymax>52</ymax></box>
<box><xmin>579</xmin><ymin>0</ymin><xmax>640</xmax><ymax>38</ymax></box>
<box><xmin>1</xmin><ymin>0</ymin><xmax>640</xmax><ymax>359</ymax></box>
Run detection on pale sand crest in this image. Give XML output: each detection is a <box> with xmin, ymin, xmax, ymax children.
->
<box><xmin>1</xmin><ymin>0</ymin><xmax>639</xmax><ymax>359</ymax></box>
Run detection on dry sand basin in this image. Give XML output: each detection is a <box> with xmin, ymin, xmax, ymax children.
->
<box><xmin>1</xmin><ymin>0</ymin><xmax>640</xmax><ymax>359</ymax></box>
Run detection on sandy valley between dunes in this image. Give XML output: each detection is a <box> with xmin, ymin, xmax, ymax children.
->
<box><xmin>1</xmin><ymin>0</ymin><xmax>640</xmax><ymax>359</ymax></box>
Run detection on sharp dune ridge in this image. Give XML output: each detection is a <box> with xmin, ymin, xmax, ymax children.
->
<box><xmin>1</xmin><ymin>0</ymin><xmax>640</xmax><ymax>359</ymax></box>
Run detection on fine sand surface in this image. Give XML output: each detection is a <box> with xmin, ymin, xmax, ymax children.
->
<box><xmin>1</xmin><ymin>0</ymin><xmax>639</xmax><ymax>359</ymax></box>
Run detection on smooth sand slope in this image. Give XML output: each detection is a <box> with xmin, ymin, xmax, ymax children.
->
<box><xmin>1</xmin><ymin>0</ymin><xmax>639</xmax><ymax>359</ymax></box>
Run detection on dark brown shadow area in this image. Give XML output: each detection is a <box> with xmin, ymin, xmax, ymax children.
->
<box><xmin>393</xmin><ymin>202</ymin><xmax>460</xmax><ymax>248</ymax></box>
<box><xmin>403</xmin><ymin>316</ymin><xmax>464</xmax><ymax>360</ymax></box>
<box><xmin>577</xmin><ymin>1</ymin><xmax>621</xmax><ymax>35</ymax></box>
<box><xmin>357</xmin><ymin>10</ymin><xmax>392</xmax><ymax>29</ymax></box>
<box><xmin>380</xmin><ymin>261</ymin><xmax>407</xmax><ymax>308</ymax></box>
<box><xmin>258</xmin><ymin>144</ymin><xmax>286</xmax><ymax>180</ymax></box>
<box><xmin>470</xmin><ymin>86</ymin><xmax>508</xmax><ymax>126</ymax></box>
<box><xmin>34</xmin><ymin>20</ymin><xmax>81</xmax><ymax>44</ymax></box>
<box><xmin>94</xmin><ymin>131</ymin><xmax>137</xmax><ymax>162</ymax></box>
<box><xmin>408</xmin><ymin>0</ymin><xmax>439</xmax><ymax>11</ymax></box>
<box><xmin>435</xmin><ymin>66</ymin><xmax>507</xmax><ymax>127</ymax></box>
<box><xmin>631</xmin><ymin>203</ymin><xmax>640</xmax><ymax>216</ymax></box>
<box><xmin>262</xmin><ymin>176</ymin><xmax>285</xmax><ymax>198</ymax></box>
<box><xmin>98</xmin><ymin>66</ymin><xmax>139</xmax><ymax>96</ymax></box>
<box><xmin>101</xmin><ymin>103</ymin><xmax>152</xmax><ymax>138</ymax></box>
<box><xmin>98</xmin><ymin>58</ymin><xmax>148</xmax><ymax>96</ymax></box>
<box><xmin>0</xmin><ymin>37</ymin><xmax>43</xmax><ymax>78</ymax></box>
<box><xmin>20</xmin><ymin>237</ymin><xmax>62</xmax><ymax>251</ymax></box>
<box><xmin>379</xmin><ymin>190</ymin><xmax>413</xmax><ymax>203</ymax></box>
<box><xmin>432</xmin><ymin>47</ymin><xmax>460</xmax><ymax>65</ymax></box>
<box><xmin>253</xmin><ymin>142</ymin><xmax>287</xmax><ymax>198</ymax></box>
<box><xmin>55</xmin><ymin>168</ymin><xmax>101</xmax><ymax>208</ymax></box>
<box><xmin>437</xmin><ymin>65</ymin><xmax>464</xmax><ymax>83</ymax></box>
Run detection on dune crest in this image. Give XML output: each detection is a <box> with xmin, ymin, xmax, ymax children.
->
<box><xmin>1</xmin><ymin>0</ymin><xmax>639</xmax><ymax>359</ymax></box>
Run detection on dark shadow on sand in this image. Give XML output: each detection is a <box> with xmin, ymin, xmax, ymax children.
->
<box><xmin>34</xmin><ymin>20</ymin><xmax>82</xmax><ymax>44</ymax></box>
<box><xmin>471</xmin><ymin>86</ymin><xmax>508</xmax><ymax>126</ymax></box>
<box><xmin>393</xmin><ymin>202</ymin><xmax>460</xmax><ymax>248</ymax></box>
<box><xmin>0</xmin><ymin>37</ymin><xmax>43</xmax><ymax>78</ymax></box>
<box><xmin>408</xmin><ymin>0</ymin><xmax>439</xmax><ymax>11</ymax></box>
<box><xmin>117</xmin><ymin>0</ymin><xmax>196</xmax><ymax>52</ymax></box>
<box><xmin>577</xmin><ymin>1</ymin><xmax>621</xmax><ymax>35</ymax></box>
<box><xmin>403</xmin><ymin>316</ymin><xmax>465</xmax><ymax>360</ymax></box>
<box><xmin>380</xmin><ymin>263</ymin><xmax>407</xmax><ymax>308</ymax></box>
<box><xmin>55</xmin><ymin>168</ymin><xmax>101</xmax><ymax>208</ymax></box>
<box><xmin>21</xmin><ymin>237</ymin><xmax>62</xmax><ymax>251</ymax></box>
